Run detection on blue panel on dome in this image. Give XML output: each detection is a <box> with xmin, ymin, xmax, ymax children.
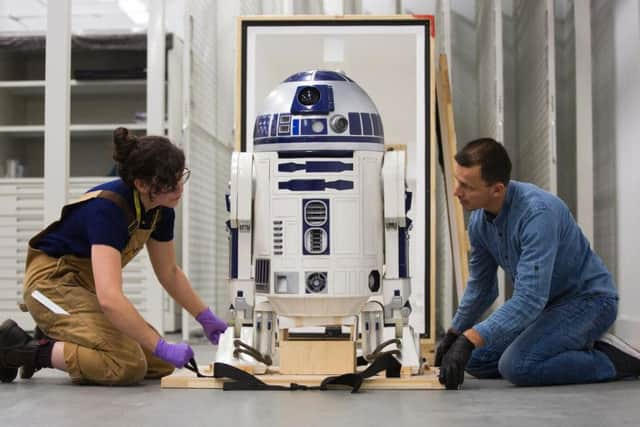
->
<box><xmin>374</xmin><ymin>114</ymin><xmax>385</xmax><ymax>136</ymax></box>
<box><xmin>292</xmin><ymin>118</ymin><xmax>300</xmax><ymax>135</ymax></box>
<box><xmin>361</xmin><ymin>113</ymin><xmax>373</xmax><ymax>135</ymax></box>
<box><xmin>314</xmin><ymin>70</ymin><xmax>347</xmax><ymax>81</ymax></box>
<box><xmin>348</xmin><ymin>112</ymin><xmax>362</xmax><ymax>135</ymax></box>
<box><xmin>371</xmin><ymin>113</ymin><xmax>380</xmax><ymax>136</ymax></box>
<box><xmin>270</xmin><ymin>114</ymin><xmax>278</xmax><ymax>136</ymax></box>
<box><xmin>284</xmin><ymin>70</ymin><xmax>351</xmax><ymax>82</ymax></box>
<box><xmin>254</xmin><ymin>114</ymin><xmax>270</xmax><ymax>138</ymax></box>
<box><xmin>284</xmin><ymin>71</ymin><xmax>314</xmax><ymax>82</ymax></box>
<box><xmin>327</xmin><ymin>86</ymin><xmax>334</xmax><ymax>110</ymax></box>
<box><xmin>254</xmin><ymin>135</ymin><xmax>383</xmax><ymax>145</ymax></box>
<box><xmin>291</xmin><ymin>85</ymin><xmax>334</xmax><ymax>115</ymax></box>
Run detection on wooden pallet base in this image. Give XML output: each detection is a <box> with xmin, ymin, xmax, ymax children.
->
<box><xmin>161</xmin><ymin>366</ymin><xmax>445</xmax><ymax>390</ymax></box>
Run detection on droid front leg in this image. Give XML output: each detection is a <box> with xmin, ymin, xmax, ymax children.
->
<box><xmin>217</xmin><ymin>152</ymin><xmax>269</xmax><ymax>372</ymax></box>
<box><xmin>382</xmin><ymin>150</ymin><xmax>412</xmax><ymax>337</ymax></box>
<box><xmin>380</xmin><ymin>150</ymin><xmax>421</xmax><ymax>374</ymax></box>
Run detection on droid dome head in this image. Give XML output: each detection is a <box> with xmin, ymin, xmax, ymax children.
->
<box><xmin>253</xmin><ymin>70</ymin><xmax>384</xmax><ymax>153</ymax></box>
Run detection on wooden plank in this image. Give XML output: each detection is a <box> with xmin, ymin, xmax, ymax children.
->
<box><xmin>161</xmin><ymin>367</ymin><xmax>444</xmax><ymax>390</ymax></box>
<box><xmin>279</xmin><ymin>340</ymin><xmax>355</xmax><ymax>375</ymax></box>
<box><xmin>436</xmin><ymin>53</ymin><xmax>469</xmax><ymax>303</ymax></box>
<box><xmin>421</xmin><ymin>339</ymin><xmax>436</xmax><ymax>367</ymax></box>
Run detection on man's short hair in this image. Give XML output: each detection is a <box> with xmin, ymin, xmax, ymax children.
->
<box><xmin>454</xmin><ymin>138</ymin><xmax>512</xmax><ymax>185</ymax></box>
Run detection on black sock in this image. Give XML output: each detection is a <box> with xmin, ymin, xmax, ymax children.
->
<box><xmin>35</xmin><ymin>340</ymin><xmax>55</xmax><ymax>369</ymax></box>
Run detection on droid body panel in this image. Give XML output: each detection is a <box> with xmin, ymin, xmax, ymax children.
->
<box><xmin>219</xmin><ymin>70</ymin><xmax>421</xmax><ymax>374</ymax></box>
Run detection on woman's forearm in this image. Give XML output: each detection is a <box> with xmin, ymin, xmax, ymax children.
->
<box><xmin>160</xmin><ymin>267</ymin><xmax>207</xmax><ymax>318</ymax></box>
<box><xmin>101</xmin><ymin>293</ymin><xmax>161</xmax><ymax>352</ymax></box>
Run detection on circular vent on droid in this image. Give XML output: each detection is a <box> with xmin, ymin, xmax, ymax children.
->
<box><xmin>306</xmin><ymin>272</ymin><xmax>327</xmax><ymax>293</ymax></box>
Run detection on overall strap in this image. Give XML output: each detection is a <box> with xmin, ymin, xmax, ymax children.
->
<box><xmin>132</xmin><ymin>188</ymin><xmax>160</xmax><ymax>233</ymax></box>
<box><xmin>96</xmin><ymin>190</ymin><xmax>138</xmax><ymax>235</ymax></box>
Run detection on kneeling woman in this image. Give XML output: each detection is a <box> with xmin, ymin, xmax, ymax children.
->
<box><xmin>0</xmin><ymin>127</ymin><xmax>226</xmax><ymax>385</ymax></box>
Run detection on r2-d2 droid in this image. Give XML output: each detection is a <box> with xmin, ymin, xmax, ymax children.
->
<box><xmin>218</xmin><ymin>70</ymin><xmax>421</xmax><ymax>374</ymax></box>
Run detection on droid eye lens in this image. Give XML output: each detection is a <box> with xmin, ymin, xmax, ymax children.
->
<box><xmin>330</xmin><ymin>115</ymin><xmax>348</xmax><ymax>133</ymax></box>
<box><xmin>298</xmin><ymin>86</ymin><xmax>321</xmax><ymax>106</ymax></box>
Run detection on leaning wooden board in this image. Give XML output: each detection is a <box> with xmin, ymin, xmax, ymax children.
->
<box><xmin>161</xmin><ymin>366</ymin><xmax>445</xmax><ymax>390</ymax></box>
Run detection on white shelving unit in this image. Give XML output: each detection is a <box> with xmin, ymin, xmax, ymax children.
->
<box><xmin>0</xmin><ymin>178</ymin><xmax>166</xmax><ymax>331</ymax></box>
<box><xmin>0</xmin><ymin>33</ymin><xmax>183</xmax><ymax>332</ymax></box>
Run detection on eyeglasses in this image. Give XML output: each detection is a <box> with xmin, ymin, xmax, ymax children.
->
<box><xmin>181</xmin><ymin>168</ymin><xmax>191</xmax><ymax>184</ymax></box>
<box><xmin>155</xmin><ymin>168</ymin><xmax>191</xmax><ymax>194</ymax></box>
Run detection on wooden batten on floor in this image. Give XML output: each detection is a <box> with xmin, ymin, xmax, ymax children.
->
<box><xmin>161</xmin><ymin>367</ymin><xmax>445</xmax><ymax>390</ymax></box>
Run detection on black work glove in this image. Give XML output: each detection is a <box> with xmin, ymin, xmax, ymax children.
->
<box><xmin>434</xmin><ymin>329</ymin><xmax>459</xmax><ymax>367</ymax></box>
<box><xmin>438</xmin><ymin>334</ymin><xmax>475</xmax><ymax>390</ymax></box>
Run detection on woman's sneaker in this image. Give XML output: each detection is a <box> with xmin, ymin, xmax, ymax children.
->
<box><xmin>595</xmin><ymin>333</ymin><xmax>640</xmax><ymax>379</ymax></box>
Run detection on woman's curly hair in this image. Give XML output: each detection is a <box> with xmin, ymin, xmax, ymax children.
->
<box><xmin>112</xmin><ymin>127</ymin><xmax>185</xmax><ymax>196</ymax></box>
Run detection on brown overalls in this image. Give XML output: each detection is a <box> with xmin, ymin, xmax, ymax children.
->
<box><xmin>22</xmin><ymin>190</ymin><xmax>174</xmax><ymax>385</ymax></box>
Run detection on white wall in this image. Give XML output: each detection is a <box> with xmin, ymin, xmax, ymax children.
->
<box><xmin>610</xmin><ymin>0</ymin><xmax>640</xmax><ymax>346</ymax></box>
<box><xmin>450</xmin><ymin>0</ymin><xmax>479</xmax><ymax>147</ymax></box>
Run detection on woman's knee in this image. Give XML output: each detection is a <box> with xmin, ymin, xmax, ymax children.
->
<box><xmin>108</xmin><ymin>356</ymin><xmax>148</xmax><ymax>385</ymax></box>
<box><xmin>73</xmin><ymin>344</ymin><xmax>148</xmax><ymax>386</ymax></box>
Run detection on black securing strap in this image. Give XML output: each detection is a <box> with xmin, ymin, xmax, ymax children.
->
<box><xmin>320</xmin><ymin>352</ymin><xmax>401</xmax><ymax>393</ymax></box>
<box><xmin>214</xmin><ymin>362</ymin><xmax>315</xmax><ymax>391</ymax></box>
<box><xmin>184</xmin><ymin>358</ymin><xmax>214</xmax><ymax>378</ymax></box>
<box><xmin>202</xmin><ymin>352</ymin><xmax>402</xmax><ymax>393</ymax></box>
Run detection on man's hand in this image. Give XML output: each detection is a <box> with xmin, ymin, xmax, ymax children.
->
<box><xmin>434</xmin><ymin>330</ymin><xmax>459</xmax><ymax>367</ymax></box>
<box><xmin>438</xmin><ymin>334</ymin><xmax>475</xmax><ymax>390</ymax></box>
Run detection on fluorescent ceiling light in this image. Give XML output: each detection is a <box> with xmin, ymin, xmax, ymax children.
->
<box><xmin>118</xmin><ymin>0</ymin><xmax>148</xmax><ymax>26</ymax></box>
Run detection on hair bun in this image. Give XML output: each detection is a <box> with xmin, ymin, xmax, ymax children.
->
<box><xmin>113</xmin><ymin>127</ymin><xmax>129</xmax><ymax>144</ymax></box>
<box><xmin>112</xmin><ymin>127</ymin><xmax>138</xmax><ymax>164</ymax></box>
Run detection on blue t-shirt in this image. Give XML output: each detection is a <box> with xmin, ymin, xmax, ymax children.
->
<box><xmin>451</xmin><ymin>181</ymin><xmax>617</xmax><ymax>347</ymax></box>
<box><xmin>35</xmin><ymin>179</ymin><xmax>175</xmax><ymax>258</ymax></box>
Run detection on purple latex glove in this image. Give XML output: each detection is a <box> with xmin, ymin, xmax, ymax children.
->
<box><xmin>153</xmin><ymin>338</ymin><xmax>194</xmax><ymax>368</ymax></box>
<box><xmin>196</xmin><ymin>307</ymin><xmax>228</xmax><ymax>345</ymax></box>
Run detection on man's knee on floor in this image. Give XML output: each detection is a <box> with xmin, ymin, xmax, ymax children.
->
<box><xmin>465</xmin><ymin>349</ymin><xmax>500</xmax><ymax>379</ymax></box>
<box><xmin>498</xmin><ymin>352</ymin><xmax>534</xmax><ymax>386</ymax></box>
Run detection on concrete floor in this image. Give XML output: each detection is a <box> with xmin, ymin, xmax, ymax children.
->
<box><xmin>2</xmin><ymin>340</ymin><xmax>640</xmax><ymax>427</ymax></box>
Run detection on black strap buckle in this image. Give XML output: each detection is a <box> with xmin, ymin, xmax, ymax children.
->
<box><xmin>184</xmin><ymin>358</ymin><xmax>214</xmax><ymax>378</ymax></box>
